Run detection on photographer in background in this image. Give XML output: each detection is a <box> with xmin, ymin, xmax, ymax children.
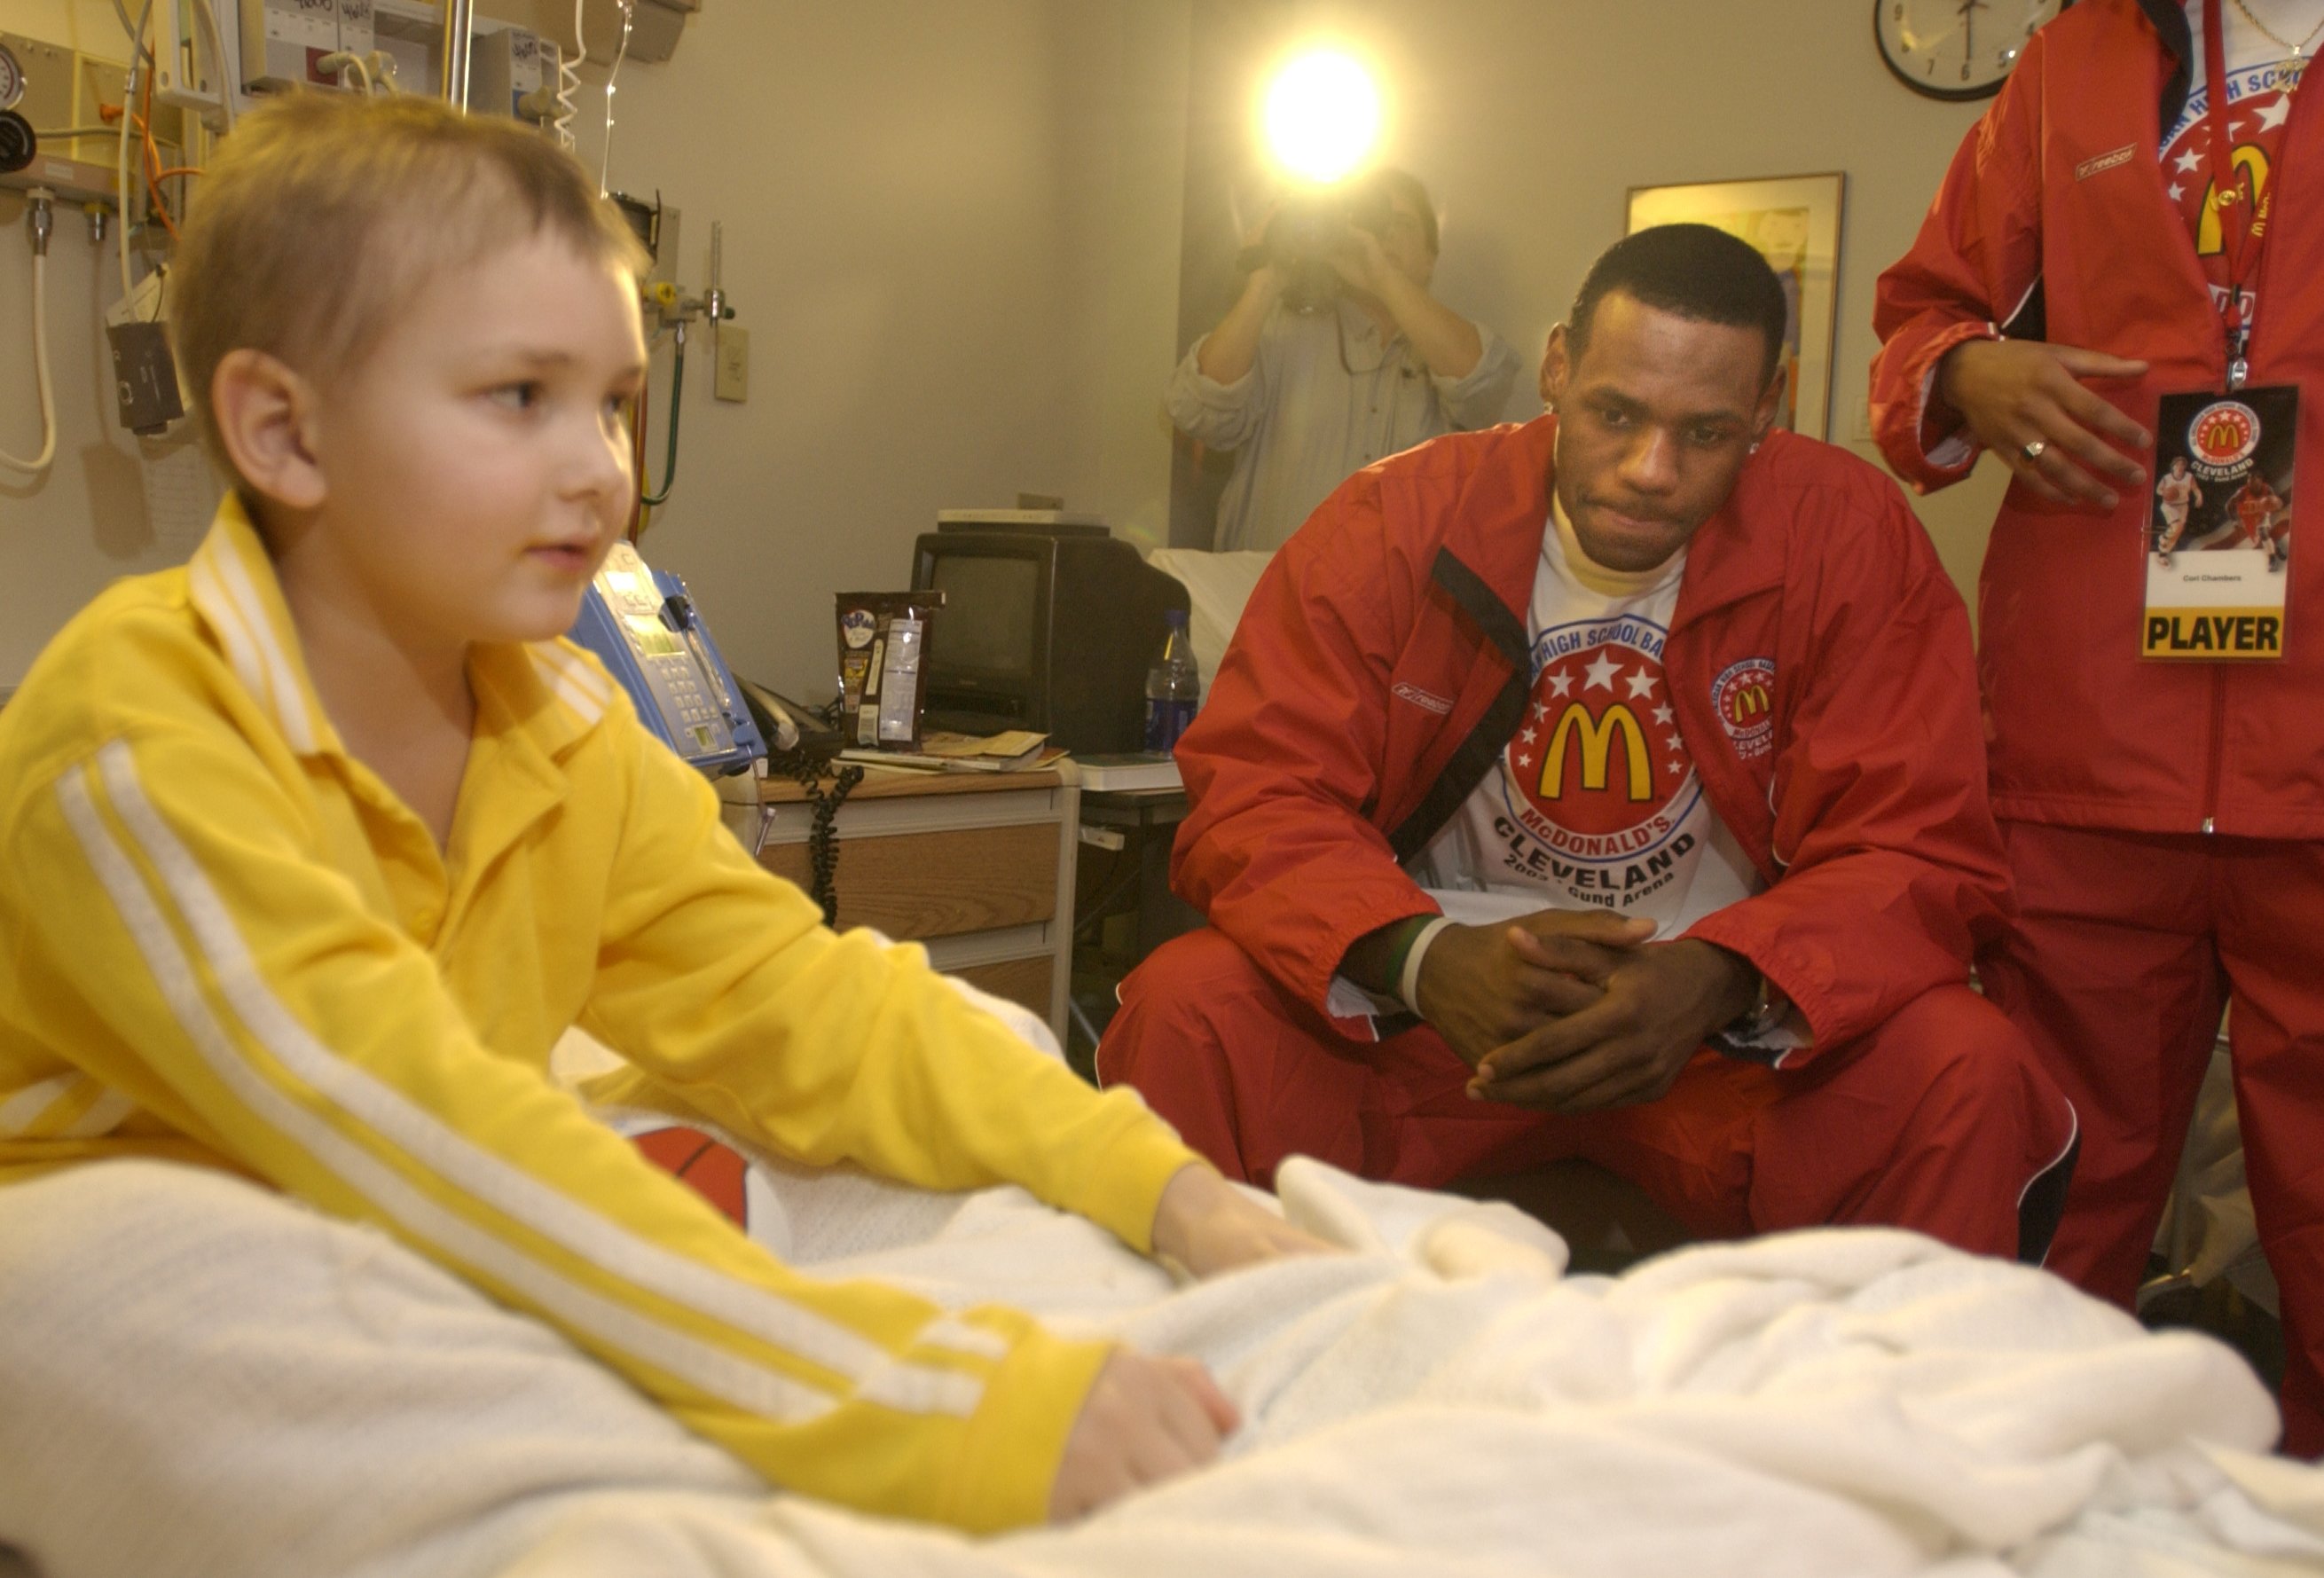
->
<box><xmin>1166</xmin><ymin>168</ymin><xmax>1521</xmax><ymax>553</ymax></box>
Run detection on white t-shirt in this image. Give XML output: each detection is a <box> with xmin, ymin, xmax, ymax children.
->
<box><xmin>1408</xmin><ymin>498</ymin><xmax>1763</xmax><ymax>938</ymax></box>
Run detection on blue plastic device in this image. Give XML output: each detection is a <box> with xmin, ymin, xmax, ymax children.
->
<box><xmin>567</xmin><ymin>540</ymin><xmax>765</xmax><ymax>777</ymax></box>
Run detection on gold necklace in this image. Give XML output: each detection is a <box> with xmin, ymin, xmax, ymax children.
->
<box><xmin>2230</xmin><ymin>0</ymin><xmax>2324</xmax><ymax>59</ymax></box>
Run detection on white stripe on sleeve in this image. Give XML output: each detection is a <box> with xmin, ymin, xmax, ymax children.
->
<box><xmin>66</xmin><ymin>746</ymin><xmax>980</xmax><ymax>1421</ymax></box>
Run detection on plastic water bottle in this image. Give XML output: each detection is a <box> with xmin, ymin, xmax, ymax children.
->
<box><xmin>1142</xmin><ymin>609</ymin><xmax>1200</xmax><ymax>752</ymax></box>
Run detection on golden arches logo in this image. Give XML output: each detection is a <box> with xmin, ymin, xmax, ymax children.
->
<box><xmin>2200</xmin><ymin>413</ymin><xmax>2250</xmax><ymax>452</ymax></box>
<box><xmin>2198</xmin><ymin>145</ymin><xmax>2272</xmax><ymax>255</ymax></box>
<box><xmin>1538</xmin><ymin>703</ymin><xmax>1653</xmax><ymax>803</ymax></box>
<box><xmin>1725</xmin><ymin>684</ymin><xmax>1770</xmax><ymax>724</ymax></box>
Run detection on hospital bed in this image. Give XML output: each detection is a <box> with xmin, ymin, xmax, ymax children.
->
<box><xmin>4</xmin><ymin>552</ymin><xmax>2305</xmax><ymax>1576</ymax></box>
<box><xmin>2</xmin><ymin>978</ymin><xmax>2317</xmax><ymax>1578</ymax></box>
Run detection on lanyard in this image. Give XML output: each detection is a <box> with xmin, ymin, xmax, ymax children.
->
<box><xmin>2203</xmin><ymin>0</ymin><xmax>2292</xmax><ymax>387</ymax></box>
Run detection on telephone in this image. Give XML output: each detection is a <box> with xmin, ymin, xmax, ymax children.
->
<box><xmin>736</xmin><ymin>676</ymin><xmax>843</xmax><ymax>770</ymax></box>
<box><xmin>569</xmin><ymin>541</ymin><xmax>765</xmax><ymax>777</ymax></box>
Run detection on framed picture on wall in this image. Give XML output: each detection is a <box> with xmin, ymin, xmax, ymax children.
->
<box><xmin>1624</xmin><ymin>172</ymin><xmax>1846</xmax><ymax>441</ymax></box>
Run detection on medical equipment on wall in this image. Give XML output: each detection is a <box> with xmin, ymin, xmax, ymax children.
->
<box><xmin>568</xmin><ymin>541</ymin><xmax>764</xmax><ymax>777</ymax></box>
<box><xmin>616</xmin><ymin>199</ymin><xmax>737</xmax><ymax>525</ymax></box>
<box><xmin>3</xmin><ymin>1</ymin><xmax>712</xmax><ymax>486</ymax></box>
<box><xmin>0</xmin><ymin>43</ymin><xmax>30</xmax><ymax>177</ymax></box>
<box><xmin>472</xmin><ymin>27</ymin><xmax>556</xmax><ymax>126</ymax></box>
<box><xmin>239</xmin><ymin>0</ymin><xmax>354</xmax><ymax>93</ymax></box>
<box><xmin>150</xmin><ymin>0</ymin><xmax>236</xmax><ymax>127</ymax></box>
<box><xmin>596</xmin><ymin>0</ymin><xmax>632</xmax><ymax>198</ymax></box>
<box><xmin>0</xmin><ymin>191</ymin><xmax>57</xmax><ymax>478</ymax></box>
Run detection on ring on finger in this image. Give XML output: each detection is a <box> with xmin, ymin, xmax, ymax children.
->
<box><xmin>2021</xmin><ymin>439</ymin><xmax>2047</xmax><ymax>462</ymax></box>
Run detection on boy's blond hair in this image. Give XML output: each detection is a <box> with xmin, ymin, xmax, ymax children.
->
<box><xmin>169</xmin><ymin>92</ymin><xmax>648</xmax><ymax>480</ymax></box>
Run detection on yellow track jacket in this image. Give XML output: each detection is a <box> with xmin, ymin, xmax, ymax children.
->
<box><xmin>0</xmin><ymin>499</ymin><xmax>1202</xmax><ymax>1532</ymax></box>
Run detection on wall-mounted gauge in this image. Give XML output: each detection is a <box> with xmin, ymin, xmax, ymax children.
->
<box><xmin>0</xmin><ymin>43</ymin><xmax>26</xmax><ymax>113</ymax></box>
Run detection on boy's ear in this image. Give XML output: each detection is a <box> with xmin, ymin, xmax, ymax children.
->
<box><xmin>210</xmin><ymin>349</ymin><xmax>327</xmax><ymax>512</ymax></box>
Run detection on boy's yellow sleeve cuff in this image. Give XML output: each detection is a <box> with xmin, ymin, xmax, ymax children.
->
<box><xmin>938</xmin><ymin>1321</ymin><xmax>1116</xmax><ymax>1533</ymax></box>
<box><xmin>1069</xmin><ymin>1118</ymin><xmax>1207</xmax><ymax>1256</ymax></box>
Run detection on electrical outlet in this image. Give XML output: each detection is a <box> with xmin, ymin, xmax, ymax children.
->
<box><xmin>714</xmin><ymin>326</ymin><xmax>749</xmax><ymax>404</ymax></box>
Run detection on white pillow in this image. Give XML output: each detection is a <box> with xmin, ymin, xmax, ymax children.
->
<box><xmin>1142</xmin><ymin>547</ymin><xmax>1276</xmax><ymax>709</ymax></box>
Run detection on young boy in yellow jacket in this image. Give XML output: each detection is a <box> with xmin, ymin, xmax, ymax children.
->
<box><xmin>0</xmin><ymin>91</ymin><xmax>1318</xmax><ymax>1548</ymax></box>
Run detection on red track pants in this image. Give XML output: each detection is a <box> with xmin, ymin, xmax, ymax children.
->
<box><xmin>1098</xmin><ymin>928</ymin><xmax>2078</xmax><ymax>1262</ymax></box>
<box><xmin>1980</xmin><ymin>820</ymin><xmax>2324</xmax><ymax>1457</ymax></box>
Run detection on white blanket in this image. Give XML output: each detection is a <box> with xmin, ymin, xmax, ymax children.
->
<box><xmin>625</xmin><ymin>1153</ymin><xmax>2319</xmax><ymax>1578</ymax></box>
<box><xmin>4</xmin><ymin>1150</ymin><xmax>2320</xmax><ymax>1578</ymax></box>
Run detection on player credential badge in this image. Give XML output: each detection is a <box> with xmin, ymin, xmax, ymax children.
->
<box><xmin>2144</xmin><ymin>384</ymin><xmax>2296</xmax><ymax>660</ymax></box>
<box><xmin>1710</xmin><ymin>657</ymin><xmax>1777</xmax><ymax>760</ymax></box>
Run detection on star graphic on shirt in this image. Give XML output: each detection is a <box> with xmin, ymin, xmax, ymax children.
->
<box><xmin>1516</xmin><ymin>751</ymin><xmax>1535</xmax><ymax>770</ymax></box>
<box><xmin>2168</xmin><ymin>182</ymin><xmax>2186</xmax><ymax>200</ymax></box>
<box><xmin>1666</xmin><ymin>734</ymin><xmax>1685</xmax><ymax>753</ymax></box>
<box><xmin>1547</xmin><ymin>671</ymin><xmax>1574</xmax><ymax>697</ymax></box>
<box><xmin>1520</xmin><ymin>726</ymin><xmax>1539</xmax><ymax>744</ymax></box>
<box><xmin>1624</xmin><ymin>667</ymin><xmax>1660</xmax><ymax>700</ymax></box>
<box><xmin>2257</xmin><ymin>96</ymin><xmax>2293</xmax><ymax>132</ymax></box>
<box><xmin>2175</xmin><ymin>146</ymin><xmax>2204</xmax><ymax>173</ymax></box>
<box><xmin>1653</xmin><ymin>703</ymin><xmax>1675</xmax><ymax>726</ymax></box>
<box><xmin>1667</xmin><ymin>757</ymin><xmax>1687</xmax><ymax>777</ymax></box>
<box><xmin>1583</xmin><ymin>653</ymin><xmax>1622</xmax><ymax>692</ymax></box>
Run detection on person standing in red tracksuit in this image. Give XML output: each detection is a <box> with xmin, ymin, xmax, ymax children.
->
<box><xmin>1099</xmin><ymin>225</ymin><xmax>2079</xmax><ymax>1267</ymax></box>
<box><xmin>1873</xmin><ymin>0</ymin><xmax>2324</xmax><ymax>1455</ymax></box>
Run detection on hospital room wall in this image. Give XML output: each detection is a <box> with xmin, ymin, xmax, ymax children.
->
<box><xmin>569</xmin><ymin>1</ymin><xmax>1193</xmax><ymax>694</ymax></box>
<box><xmin>0</xmin><ymin>0</ymin><xmax>2025</xmax><ymax>699</ymax></box>
<box><xmin>1174</xmin><ymin>0</ymin><xmax>2017</xmax><ymax>601</ymax></box>
<box><xmin>0</xmin><ymin>0</ymin><xmax>1194</xmax><ymax>698</ymax></box>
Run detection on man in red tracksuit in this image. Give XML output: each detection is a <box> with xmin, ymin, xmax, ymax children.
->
<box><xmin>1873</xmin><ymin>0</ymin><xmax>2323</xmax><ymax>1453</ymax></box>
<box><xmin>1101</xmin><ymin>226</ymin><xmax>2078</xmax><ymax>1264</ymax></box>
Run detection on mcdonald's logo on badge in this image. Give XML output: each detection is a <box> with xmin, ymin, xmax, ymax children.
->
<box><xmin>2190</xmin><ymin>400</ymin><xmax>2259</xmax><ymax>470</ymax></box>
<box><xmin>1712</xmin><ymin>657</ymin><xmax>1777</xmax><ymax>760</ymax></box>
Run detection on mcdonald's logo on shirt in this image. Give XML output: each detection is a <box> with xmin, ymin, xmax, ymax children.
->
<box><xmin>1507</xmin><ymin>628</ymin><xmax>1693</xmax><ymax>848</ymax></box>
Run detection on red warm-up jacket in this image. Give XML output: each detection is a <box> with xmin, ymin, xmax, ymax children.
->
<box><xmin>1872</xmin><ymin>0</ymin><xmax>2324</xmax><ymax>837</ymax></box>
<box><xmin>1170</xmin><ymin>417</ymin><xmax>2010</xmax><ymax>1062</ymax></box>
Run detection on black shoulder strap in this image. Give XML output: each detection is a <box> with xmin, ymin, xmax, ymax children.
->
<box><xmin>1386</xmin><ymin>548</ymin><xmax>1531</xmax><ymax>862</ymax></box>
<box><xmin>2141</xmin><ymin>0</ymin><xmax>2194</xmax><ymax>138</ymax></box>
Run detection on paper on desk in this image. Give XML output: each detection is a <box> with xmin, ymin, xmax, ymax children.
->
<box><xmin>918</xmin><ymin>729</ymin><xmax>1049</xmax><ymax>765</ymax></box>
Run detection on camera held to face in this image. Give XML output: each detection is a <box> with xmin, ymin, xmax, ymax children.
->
<box><xmin>1237</xmin><ymin>182</ymin><xmax>1396</xmax><ymax>315</ymax></box>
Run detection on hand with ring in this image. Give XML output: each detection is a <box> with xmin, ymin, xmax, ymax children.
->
<box><xmin>1936</xmin><ymin>338</ymin><xmax>2152</xmax><ymax>511</ymax></box>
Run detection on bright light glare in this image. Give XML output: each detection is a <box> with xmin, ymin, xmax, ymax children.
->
<box><xmin>1263</xmin><ymin>51</ymin><xmax>1381</xmax><ymax>184</ymax></box>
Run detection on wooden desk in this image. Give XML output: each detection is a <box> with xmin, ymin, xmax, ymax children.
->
<box><xmin>749</xmin><ymin>765</ymin><xmax>1080</xmax><ymax>1041</ymax></box>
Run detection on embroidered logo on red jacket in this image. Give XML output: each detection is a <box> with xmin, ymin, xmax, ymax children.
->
<box><xmin>1391</xmin><ymin>681</ymin><xmax>1455</xmax><ymax>716</ymax></box>
<box><xmin>1711</xmin><ymin>657</ymin><xmax>1777</xmax><ymax>761</ymax></box>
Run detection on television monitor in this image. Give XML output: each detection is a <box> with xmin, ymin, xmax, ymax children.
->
<box><xmin>912</xmin><ymin>516</ymin><xmax>1190</xmax><ymax>754</ymax></box>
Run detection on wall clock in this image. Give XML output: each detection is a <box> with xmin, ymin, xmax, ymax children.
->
<box><xmin>1876</xmin><ymin>0</ymin><xmax>2073</xmax><ymax>100</ymax></box>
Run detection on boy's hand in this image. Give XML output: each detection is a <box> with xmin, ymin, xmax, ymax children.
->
<box><xmin>1048</xmin><ymin>1349</ymin><xmax>1238</xmax><ymax>1522</ymax></box>
<box><xmin>1150</xmin><ymin>1162</ymin><xmax>1335</xmax><ymax>1278</ymax></box>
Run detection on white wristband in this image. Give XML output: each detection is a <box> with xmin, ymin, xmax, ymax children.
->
<box><xmin>1398</xmin><ymin>916</ymin><xmax>1459</xmax><ymax>1018</ymax></box>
